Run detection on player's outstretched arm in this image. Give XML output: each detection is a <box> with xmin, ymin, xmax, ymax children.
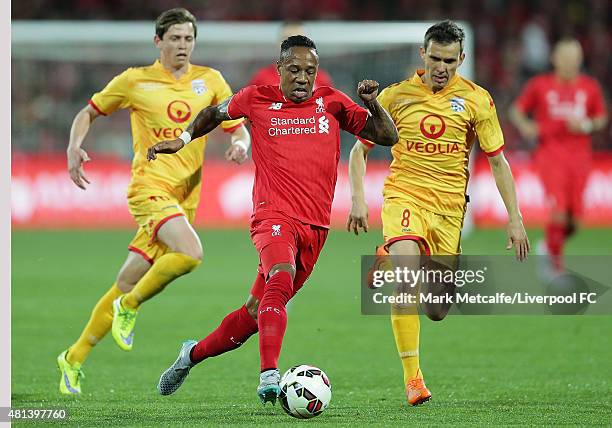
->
<box><xmin>356</xmin><ymin>80</ymin><xmax>399</xmax><ymax>146</ymax></box>
<box><xmin>147</xmin><ymin>98</ymin><xmax>234</xmax><ymax>161</ymax></box>
<box><xmin>347</xmin><ymin>140</ymin><xmax>372</xmax><ymax>235</ymax></box>
<box><xmin>487</xmin><ymin>152</ymin><xmax>530</xmax><ymax>261</ymax></box>
<box><xmin>67</xmin><ymin>104</ymin><xmax>101</xmax><ymax>190</ymax></box>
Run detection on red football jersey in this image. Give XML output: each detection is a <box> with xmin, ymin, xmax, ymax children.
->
<box><xmin>227</xmin><ymin>85</ymin><xmax>369</xmax><ymax>227</ymax></box>
<box><xmin>248</xmin><ymin>63</ymin><xmax>334</xmax><ymax>90</ymax></box>
<box><xmin>515</xmin><ymin>73</ymin><xmax>606</xmax><ymax>152</ymax></box>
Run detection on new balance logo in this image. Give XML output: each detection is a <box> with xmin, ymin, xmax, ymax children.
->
<box><xmin>269</xmin><ymin>102</ymin><xmax>283</xmax><ymax>110</ymax></box>
<box><xmin>315</xmin><ymin>96</ymin><xmax>325</xmax><ymax>113</ymax></box>
<box><xmin>318</xmin><ymin>116</ymin><xmax>329</xmax><ymax>134</ymax></box>
<box><xmin>272</xmin><ymin>224</ymin><xmax>281</xmax><ymax>236</ymax></box>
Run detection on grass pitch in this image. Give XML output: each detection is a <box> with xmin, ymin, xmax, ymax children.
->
<box><xmin>11</xmin><ymin>228</ymin><xmax>612</xmax><ymax>426</ymax></box>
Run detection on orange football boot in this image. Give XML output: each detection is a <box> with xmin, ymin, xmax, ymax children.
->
<box><xmin>406</xmin><ymin>377</ymin><xmax>432</xmax><ymax>406</ymax></box>
<box><xmin>366</xmin><ymin>245</ymin><xmax>391</xmax><ymax>289</ymax></box>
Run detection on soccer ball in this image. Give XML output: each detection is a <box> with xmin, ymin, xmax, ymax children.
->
<box><xmin>279</xmin><ymin>365</ymin><xmax>332</xmax><ymax>419</ymax></box>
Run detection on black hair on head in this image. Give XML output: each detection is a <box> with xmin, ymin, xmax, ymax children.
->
<box><xmin>279</xmin><ymin>35</ymin><xmax>317</xmax><ymax>61</ymax></box>
<box><xmin>424</xmin><ymin>20</ymin><xmax>465</xmax><ymax>52</ymax></box>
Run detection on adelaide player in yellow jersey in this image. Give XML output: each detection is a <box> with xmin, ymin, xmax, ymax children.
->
<box><xmin>57</xmin><ymin>8</ymin><xmax>249</xmax><ymax>394</ymax></box>
<box><xmin>347</xmin><ymin>21</ymin><xmax>530</xmax><ymax>406</ymax></box>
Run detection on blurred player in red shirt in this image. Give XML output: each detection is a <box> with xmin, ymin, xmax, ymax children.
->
<box><xmin>149</xmin><ymin>35</ymin><xmax>398</xmax><ymax>404</ymax></box>
<box><xmin>248</xmin><ymin>21</ymin><xmax>334</xmax><ymax>89</ymax></box>
<box><xmin>511</xmin><ymin>39</ymin><xmax>607</xmax><ymax>274</ymax></box>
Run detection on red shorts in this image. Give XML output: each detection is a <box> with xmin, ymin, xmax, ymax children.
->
<box><xmin>535</xmin><ymin>148</ymin><xmax>591</xmax><ymax>217</ymax></box>
<box><xmin>249</xmin><ymin>211</ymin><xmax>328</xmax><ymax>300</ymax></box>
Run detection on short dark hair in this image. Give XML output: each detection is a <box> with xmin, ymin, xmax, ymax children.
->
<box><xmin>279</xmin><ymin>35</ymin><xmax>317</xmax><ymax>62</ymax></box>
<box><xmin>155</xmin><ymin>8</ymin><xmax>197</xmax><ymax>39</ymax></box>
<box><xmin>423</xmin><ymin>20</ymin><xmax>465</xmax><ymax>52</ymax></box>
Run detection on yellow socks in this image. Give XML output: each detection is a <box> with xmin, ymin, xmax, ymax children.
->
<box><xmin>67</xmin><ymin>283</ymin><xmax>123</xmax><ymax>365</ymax></box>
<box><xmin>122</xmin><ymin>253</ymin><xmax>201</xmax><ymax>310</ymax></box>
<box><xmin>391</xmin><ymin>313</ymin><xmax>421</xmax><ymax>384</ymax></box>
<box><xmin>65</xmin><ymin>253</ymin><xmax>200</xmax><ymax>364</ymax></box>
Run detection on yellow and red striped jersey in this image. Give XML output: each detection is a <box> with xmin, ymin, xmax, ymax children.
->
<box><xmin>90</xmin><ymin>60</ymin><xmax>244</xmax><ymax>209</ymax></box>
<box><xmin>362</xmin><ymin>70</ymin><xmax>504</xmax><ymax>217</ymax></box>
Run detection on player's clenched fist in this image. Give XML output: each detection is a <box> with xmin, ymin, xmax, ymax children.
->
<box><xmin>357</xmin><ymin>80</ymin><xmax>379</xmax><ymax>102</ymax></box>
<box><xmin>147</xmin><ymin>139</ymin><xmax>185</xmax><ymax>161</ymax></box>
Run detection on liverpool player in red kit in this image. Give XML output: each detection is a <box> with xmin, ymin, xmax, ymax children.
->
<box><xmin>510</xmin><ymin>39</ymin><xmax>607</xmax><ymax>274</ymax></box>
<box><xmin>149</xmin><ymin>35</ymin><xmax>398</xmax><ymax>404</ymax></box>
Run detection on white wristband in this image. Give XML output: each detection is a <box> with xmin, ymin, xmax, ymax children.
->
<box><xmin>179</xmin><ymin>131</ymin><xmax>192</xmax><ymax>145</ymax></box>
<box><xmin>232</xmin><ymin>139</ymin><xmax>249</xmax><ymax>152</ymax></box>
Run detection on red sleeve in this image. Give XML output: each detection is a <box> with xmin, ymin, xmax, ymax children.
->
<box><xmin>587</xmin><ymin>79</ymin><xmax>607</xmax><ymax>118</ymax></box>
<box><xmin>515</xmin><ymin>77</ymin><xmax>540</xmax><ymax>114</ymax></box>
<box><xmin>227</xmin><ymin>85</ymin><xmax>255</xmax><ymax>119</ymax></box>
<box><xmin>315</xmin><ymin>68</ymin><xmax>334</xmax><ymax>88</ymax></box>
<box><xmin>331</xmin><ymin>89</ymin><xmax>369</xmax><ymax>135</ymax></box>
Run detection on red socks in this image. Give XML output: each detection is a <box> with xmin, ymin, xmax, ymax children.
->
<box><xmin>258</xmin><ymin>271</ymin><xmax>294</xmax><ymax>371</ymax></box>
<box><xmin>189</xmin><ymin>270</ymin><xmax>294</xmax><ymax>370</ymax></box>
<box><xmin>546</xmin><ymin>222</ymin><xmax>566</xmax><ymax>271</ymax></box>
<box><xmin>190</xmin><ymin>305</ymin><xmax>258</xmax><ymax>363</ymax></box>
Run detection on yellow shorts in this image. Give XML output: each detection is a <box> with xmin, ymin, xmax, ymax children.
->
<box><xmin>126</xmin><ymin>190</ymin><xmax>196</xmax><ymax>263</ymax></box>
<box><xmin>381</xmin><ymin>198</ymin><xmax>464</xmax><ymax>256</ymax></box>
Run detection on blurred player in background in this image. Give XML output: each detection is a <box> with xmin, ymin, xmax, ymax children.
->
<box><xmin>248</xmin><ymin>21</ymin><xmax>333</xmax><ymax>89</ymax></box>
<box><xmin>148</xmin><ymin>35</ymin><xmax>398</xmax><ymax>404</ymax></box>
<box><xmin>510</xmin><ymin>39</ymin><xmax>607</xmax><ymax>276</ymax></box>
<box><xmin>347</xmin><ymin>20</ymin><xmax>530</xmax><ymax>406</ymax></box>
<box><xmin>57</xmin><ymin>8</ymin><xmax>250</xmax><ymax>394</ymax></box>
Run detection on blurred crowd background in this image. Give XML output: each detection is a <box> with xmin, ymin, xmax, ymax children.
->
<box><xmin>12</xmin><ymin>0</ymin><xmax>610</xmax><ymax>160</ymax></box>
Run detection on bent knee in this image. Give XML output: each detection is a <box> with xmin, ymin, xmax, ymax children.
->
<box><xmin>186</xmin><ymin>247</ymin><xmax>203</xmax><ymax>262</ymax></box>
<box><xmin>181</xmin><ymin>239</ymin><xmax>203</xmax><ymax>261</ymax></box>
<box><xmin>268</xmin><ymin>263</ymin><xmax>296</xmax><ymax>279</ymax></box>
<box><xmin>246</xmin><ymin>303</ymin><xmax>259</xmax><ymax>320</ymax></box>
<box><xmin>116</xmin><ymin>275</ymin><xmax>139</xmax><ymax>293</ymax></box>
<box><xmin>245</xmin><ymin>296</ymin><xmax>260</xmax><ymax>320</ymax></box>
<box><xmin>157</xmin><ymin>221</ymin><xmax>204</xmax><ymax>261</ymax></box>
<box><xmin>175</xmin><ymin>244</ymin><xmax>203</xmax><ymax>262</ymax></box>
<box><xmin>116</xmin><ymin>254</ymin><xmax>151</xmax><ymax>293</ymax></box>
<box><xmin>116</xmin><ymin>280</ymin><xmax>134</xmax><ymax>294</ymax></box>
